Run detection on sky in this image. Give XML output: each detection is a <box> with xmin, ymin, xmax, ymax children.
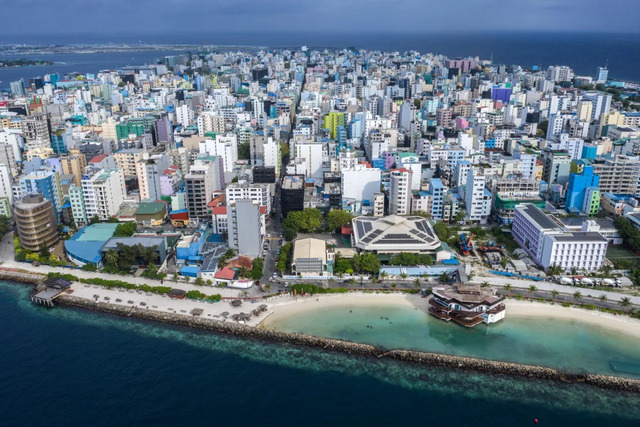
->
<box><xmin>1</xmin><ymin>0</ymin><xmax>638</xmax><ymax>39</ymax></box>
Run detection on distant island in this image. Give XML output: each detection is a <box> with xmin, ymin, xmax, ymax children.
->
<box><xmin>0</xmin><ymin>58</ymin><xmax>53</xmax><ymax>68</ymax></box>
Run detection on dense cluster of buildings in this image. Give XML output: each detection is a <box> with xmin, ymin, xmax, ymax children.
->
<box><xmin>1</xmin><ymin>45</ymin><xmax>639</xmax><ymax>277</ymax></box>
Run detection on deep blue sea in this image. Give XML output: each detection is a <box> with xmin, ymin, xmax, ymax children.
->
<box><xmin>1</xmin><ymin>32</ymin><xmax>639</xmax><ymax>87</ymax></box>
<box><xmin>2</xmin><ymin>280</ymin><xmax>640</xmax><ymax>426</ymax></box>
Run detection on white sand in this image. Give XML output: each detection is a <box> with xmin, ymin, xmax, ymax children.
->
<box><xmin>70</xmin><ymin>282</ymin><xmax>278</xmax><ymax>327</ymax></box>
<box><xmin>261</xmin><ymin>292</ymin><xmax>425</xmax><ymax>326</ymax></box>
<box><xmin>262</xmin><ymin>293</ymin><xmax>640</xmax><ymax>339</ymax></box>
<box><xmin>506</xmin><ymin>299</ymin><xmax>640</xmax><ymax>338</ymax></box>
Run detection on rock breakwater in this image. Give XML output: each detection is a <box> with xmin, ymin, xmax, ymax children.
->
<box><xmin>57</xmin><ymin>294</ymin><xmax>640</xmax><ymax>393</ymax></box>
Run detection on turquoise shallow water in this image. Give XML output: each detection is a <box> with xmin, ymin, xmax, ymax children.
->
<box><xmin>267</xmin><ymin>303</ymin><xmax>640</xmax><ymax>377</ymax></box>
<box><xmin>3</xmin><ymin>280</ymin><xmax>640</xmax><ymax>425</ymax></box>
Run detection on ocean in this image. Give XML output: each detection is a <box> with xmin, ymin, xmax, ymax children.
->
<box><xmin>1</xmin><ymin>32</ymin><xmax>640</xmax><ymax>86</ymax></box>
<box><xmin>267</xmin><ymin>303</ymin><xmax>640</xmax><ymax>377</ymax></box>
<box><xmin>2</xmin><ymin>280</ymin><xmax>640</xmax><ymax>426</ymax></box>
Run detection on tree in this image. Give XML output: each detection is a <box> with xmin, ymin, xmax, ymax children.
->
<box><xmin>573</xmin><ymin>291</ymin><xmax>582</xmax><ymax>301</ymax></box>
<box><xmin>600</xmin><ymin>265</ymin><xmax>613</xmax><ymax>277</ymax></box>
<box><xmin>282</xmin><ymin>209</ymin><xmax>322</xmax><ymax>233</ymax></box>
<box><xmin>250</xmin><ymin>257</ymin><xmax>264</xmax><ymax>280</ymax></box>
<box><xmin>439</xmin><ymin>272</ymin><xmax>450</xmax><ymax>283</ymax></box>
<box><xmin>551</xmin><ymin>290</ymin><xmax>559</xmax><ymax>301</ymax></box>
<box><xmin>237</xmin><ymin>142</ymin><xmax>250</xmax><ymax>160</ymax></box>
<box><xmin>0</xmin><ymin>215</ymin><xmax>11</xmax><ymax>235</ymax></box>
<box><xmin>379</xmin><ymin>270</ymin><xmax>388</xmax><ymax>280</ymax></box>
<box><xmin>620</xmin><ymin>297</ymin><xmax>632</xmax><ymax>307</ymax></box>
<box><xmin>325</xmin><ymin>210</ymin><xmax>353</xmax><ymax>231</ymax></box>
<box><xmin>195</xmin><ymin>278</ymin><xmax>205</xmax><ymax>286</ymax></box>
<box><xmin>505</xmin><ymin>284</ymin><xmax>513</xmax><ymax>295</ymax></box>
<box><xmin>546</xmin><ymin>264</ymin><xmax>564</xmax><ymax>276</ymax></box>
<box><xmin>81</xmin><ymin>263</ymin><xmax>98</xmax><ymax>271</ymax></box>
<box><xmin>113</xmin><ymin>222</ymin><xmax>137</xmax><ymax>238</ymax></box>
<box><xmin>106</xmin><ymin>217</ymin><xmax>120</xmax><ymax>223</ymax></box>
<box><xmin>104</xmin><ymin>249</ymin><xmax>119</xmax><ymax>266</ymax></box>
<box><xmin>283</xmin><ymin>227</ymin><xmax>297</xmax><ymax>241</ymax></box>
<box><xmin>527</xmin><ymin>285</ymin><xmax>537</xmax><ymax>294</ymax></box>
<box><xmin>412</xmin><ymin>210</ymin><xmax>431</xmax><ymax>219</ymax></box>
<box><xmin>88</xmin><ymin>215</ymin><xmax>100</xmax><ymax>225</ymax></box>
<box><xmin>38</xmin><ymin>245</ymin><xmax>50</xmax><ymax>260</ymax></box>
<box><xmin>599</xmin><ymin>294</ymin><xmax>607</xmax><ymax>302</ymax></box>
<box><xmin>433</xmin><ymin>222</ymin><xmax>450</xmax><ymax>241</ymax></box>
<box><xmin>356</xmin><ymin>253</ymin><xmax>380</xmax><ymax>274</ymax></box>
<box><xmin>481</xmin><ymin>281</ymin><xmax>490</xmax><ymax>288</ymax></box>
<box><xmin>413</xmin><ymin>278</ymin><xmax>421</xmax><ymax>288</ymax></box>
<box><xmin>238</xmin><ymin>267</ymin><xmax>250</xmax><ymax>278</ymax></box>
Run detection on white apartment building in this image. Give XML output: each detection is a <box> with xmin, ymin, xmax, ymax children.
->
<box><xmin>175</xmin><ymin>104</ymin><xmax>194</xmax><ymax>126</ymax></box>
<box><xmin>69</xmin><ymin>184</ymin><xmax>87</xmax><ymax>225</ymax></box>
<box><xmin>389</xmin><ymin>168</ymin><xmax>412</xmax><ymax>215</ymax></box>
<box><xmin>465</xmin><ymin>170</ymin><xmax>491</xmax><ymax>224</ymax></box>
<box><xmin>513</xmin><ymin>204</ymin><xmax>607</xmax><ymax>272</ymax></box>
<box><xmin>341</xmin><ymin>166</ymin><xmax>382</xmax><ymax>211</ymax></box>
<box><xmin>81</xmin><ymin>169</ymin><xmax>126</xmax><ymax>221</ymax></box>
<box><xmin>225</xmin><ymin>183</ymin><xmax>272</xmax><ymax>216</ymax></box>
<box><xmin>263</xmin><ymin>137</ymin><xmax>281</xmax><ymax>176</ymax></box>
<box><xmin>294</xmin><ymin>140</ymin><xmax>324</xmax><ymax>180</ymax></box>
<box><xmin>0</xmin><ymin>164</ymin><xmax>13</xmax><ymax>205</ymax></box>
<box><xmin>199</xmin><ymin>135</ymin><xmax>238</xmax><ymax>173</ymax></box>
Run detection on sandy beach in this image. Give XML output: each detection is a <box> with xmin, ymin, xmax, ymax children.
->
<box><xmin>261</xmin><ymin>292</ymin><xmax>425</xmax><ymax>327</ymax></box>
<box><xmin>261</xmin><ymin>293</ymin><xmax>640</xmax><ymax>338</ymax></box>
<box><xmin>506</xmin><ymin>299</ymin><xmax>640</xmax><ymax>339</ymax></box>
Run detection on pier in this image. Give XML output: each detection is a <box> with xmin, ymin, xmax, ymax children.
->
<box><xmin>31</xmin><ymin>277</ymin><xmax>73</xmax><ymax>307</ymax></box>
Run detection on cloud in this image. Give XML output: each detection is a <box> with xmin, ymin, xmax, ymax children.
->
<box><xmin>0</xmin><ymin>0</ymin><xmax>637</xmax><ymax>37</ymax></box>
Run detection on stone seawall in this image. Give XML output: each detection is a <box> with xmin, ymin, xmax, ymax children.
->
<box><xmin>57</xmin><ymin>294</ymin><xmax>640</xmax><ymax>393</ymax></box>
<box><xmin>0</xmin><ymin>269</ymin><xmax>45</xmax><ymax>285</ymax></box>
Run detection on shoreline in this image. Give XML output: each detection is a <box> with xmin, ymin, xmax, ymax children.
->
<box><xmin>54</xmin><ymin>293</ymin><xmax>640</xmax><ymax>394</ymax></box>
<box><xmin>262</xmin><ymin>293</ymin><xmax>640</xmax><ymax>339</ymax></box>
<box><xmin>6</xmin><ymin>272</ymin><xmax>640</xmax><ymax>393</ymax></box>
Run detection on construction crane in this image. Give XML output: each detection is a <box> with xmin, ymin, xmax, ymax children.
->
<box><xmin>459</xmin><ymin>233</ymin><xmax>475</xmax><ymax>256</ymax></box>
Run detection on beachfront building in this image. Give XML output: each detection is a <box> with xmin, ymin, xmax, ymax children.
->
<box><xmin>351</xmin><ymin>215</ymin><xmax>441</xmax><ymax>256</ymax></box>
<box><xmin>429</xmin><ymin>284</ymin><xmax>506</xmax><ymax>327</ymax></box>
<box><xmin>292</xmin><ymin>237</ymin><xmax>327</xmax><ymax>277</ymax></box>
<box><xmin>512</xmin><ymin>203</ymin><xmax>608</xmax><ymax>272</ymax></box>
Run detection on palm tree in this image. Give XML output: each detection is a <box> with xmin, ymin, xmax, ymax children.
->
<box><xmin>238</xmin><ymin>267</ymin><xmax>250</xmax><ymax>278</ymax></box>
<box><xmin>401</xmin><ymin>272</ymin><xmax>407</xmax><ymax>280</ymax></box>
<box><xmin>620</xmin><ymin>297</ymin><xmax>632</xmax><ymax>308</ymax></box>
<box><xmin>504</xmin><ymin>284</ymin><xmax>513</xmax><ymax>296</ymax></box>
<box><xmin>599</xmin><ymin>294</ymin><xmax>607</xmax><ymax>302</ymax></box>
<box><xmin>481</xmin><ymin>281</ymin><xmax>490</xmax><ymax>288</ymax></box>
<box><xmin>439</xmin><ymin>272</ymin><xmax>450</xmax><ymax>283</ymax></box>
<box><xmin>551</xmin><ymin>290</ymin><xmax>559</xmax><ymax>301</ymax></box>
<box><xmin>573</xmin><ymin>291</ymin><xmax>582</xmax><ymax>301</ymax></box>
<box><xmin>104</xmin><ymin>249</ymin><xmax>118</xmax><ymax>266</ymax></box>
<box><xmin>379</xmin><ymin>271</ymin><xmax>388</xmax><ymax>281</ymax></box>
<box><xmin>527</xmin><ymin>285</ymin><xmax>537</xmax><ymax>294</ymax></box>
<box><xmin>414</xmin><ymin>278</ymin><xmax>421</xmax><ymax>288</ymax></box>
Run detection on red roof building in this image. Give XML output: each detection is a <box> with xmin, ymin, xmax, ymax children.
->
<box><xmin>214</xmin><ymin>267</ymin><xmax>237</xmax><ymax>280</ymax></box>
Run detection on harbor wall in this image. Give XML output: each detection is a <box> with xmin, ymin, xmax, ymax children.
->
<box><xmin>57</xmin><ymin>294</ymin><xmax>640</xmax><ymax>394</ymax></box>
